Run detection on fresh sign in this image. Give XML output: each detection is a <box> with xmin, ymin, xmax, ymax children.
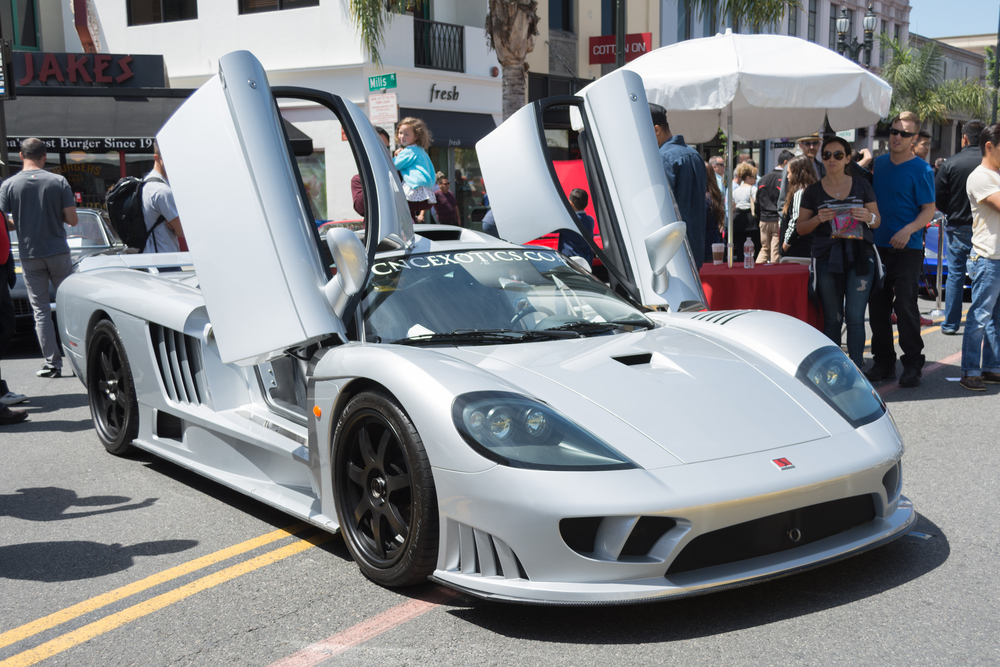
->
<box><xmin>368</xmin><ymin>73</ymin><xmax>397</xmax><ymax>91</ymax></box>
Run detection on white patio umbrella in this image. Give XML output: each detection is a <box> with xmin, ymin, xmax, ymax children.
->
<box><xmin>619</xmin><ymin>30</ymin><xmax>892</xmax><ymax>265</ymax></box>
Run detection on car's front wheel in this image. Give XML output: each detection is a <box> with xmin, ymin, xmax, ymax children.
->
<box><xmin>87</xmin><ymin>320</ymin><xmax>139</xmax><ymax>455</ymax></box>
<box><xmin>333</xmin><ymin>390</ymin><xmax>438</xmax><ymax>587</ymax></box>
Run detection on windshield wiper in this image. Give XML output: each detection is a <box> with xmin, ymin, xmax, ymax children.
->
<box><xmin>393</xmin><ymin>328</ymin><xmax>581</xmax><ymax>346</ymax></box>
<box><xmin>541</xmin><ymin>319</ymin><xmax>654</xmax><ymax>336</ymax></box>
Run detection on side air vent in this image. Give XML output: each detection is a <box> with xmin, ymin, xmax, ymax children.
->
<box><xmin>561</xmin><ymin>516</ymin><xmax>677</xmax><ymax>560</ymax></box>
<box><xmin>689</xmin><ymin>310</ymin><xmax>753</xmax><ymax>325</ymax></box>
<box><xmin>150</xmin><ymin>324</ymin><xmax>206</xmax><ymax>406</ymax></box>
<box><xmin>453</xmin><ymin>522</ymin><xmax>528</xmax><ymax>580</ymax></box>
<box><xmin>417</xmin><ymin>228</ymin><xmax>465</xmax><ymax>242</ymax></box>
<box><xmin>613</xmin><ymin>353</ymin><xmax>652</xmax><ymax>366</ymax></box>
<box><xmin>666</xmin><ymin>495</ymin><xmax>876</xmax><ymax>576</ymax></box>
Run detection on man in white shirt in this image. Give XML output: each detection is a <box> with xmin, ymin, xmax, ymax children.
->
<box><xmin>960</xmin><ymin>123</ymin><xmax>1000</xmax><ymax>390</ymax></box>
<box><xmin>142</xmin><ymin>141</ymin><xmax>183</xmax><ymax>253</ymax></box>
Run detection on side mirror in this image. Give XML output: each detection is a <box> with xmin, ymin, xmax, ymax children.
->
<box><xmin>644</xmin><ymin>221</ymin><xmax>686</xmax><ymax>294</ymax></box>
<box><xmin>323</xmin><ymin>227</ymin><xmax>368</xmax><ymax>317</ymax></box>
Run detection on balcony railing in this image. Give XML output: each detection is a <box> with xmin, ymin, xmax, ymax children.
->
<box><xmin>414</xmin><ymin>18</ymin><xmax>464</xmax><ymax>73</ymax></box>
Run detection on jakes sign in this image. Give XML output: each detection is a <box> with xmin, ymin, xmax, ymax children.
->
<box><xmin>14</xmin><ymin>53</ymin><xmax>167</xmax><ymax>88</ymax></box>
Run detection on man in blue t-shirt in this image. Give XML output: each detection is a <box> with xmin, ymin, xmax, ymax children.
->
<box><xmin>867</xmin><ymin>112</ymin><xmax>937</xmax><ymax>387</ymax></box>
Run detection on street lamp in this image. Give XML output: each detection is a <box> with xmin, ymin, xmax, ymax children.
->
<box><xmin>837</xmin><ymin>5</ymin><xmax>877</xmax><ymax>66</ymax></box>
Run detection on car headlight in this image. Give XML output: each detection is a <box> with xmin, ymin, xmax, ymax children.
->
<box><xmin>795</xmin><ymin>346</ymin><xmax>885</xmax><ymax>428</ymax></box>
<box><xmin>452</xmin><ymin>391</ymin><xmax>638</xmax><ymax>471</ymax></box>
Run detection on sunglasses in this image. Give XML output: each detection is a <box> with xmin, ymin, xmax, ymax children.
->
<box><xmin>800</xmin><ymin>141</ymin><xmax>821</xmax><ymax>147</ymax></box>
<box><xmin>822</xmin><ymin>151</ymin><xmax>847</xmax><ymax>161</ymax></box>
<box><xmin>889</xmin><ymin>128</ymin><xmax>916</xmax><ymax>138</ymax></box>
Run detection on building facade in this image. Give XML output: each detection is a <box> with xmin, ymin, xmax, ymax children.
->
<box><xmin>4</xmin><ymin>0</ymin><xmax>503</xmax><ymax>223</ymax></box>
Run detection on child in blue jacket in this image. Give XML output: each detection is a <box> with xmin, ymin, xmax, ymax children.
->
<box><xmin>393</xmin><ymin>117</ymin><xmax>436</xmax><ymax>220</ymax></box>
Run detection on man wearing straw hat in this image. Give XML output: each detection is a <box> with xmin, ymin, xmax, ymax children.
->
<box><xmin>778</xmin><ymin>133</ymin><xmax>826</xmax><ymax>213</ymax></box>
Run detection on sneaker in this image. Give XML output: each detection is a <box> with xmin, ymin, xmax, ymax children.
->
<box><xmin>941</xmin><ymin>327</ymin><xmax>960</xmax><ymax>336</ymax></box>
<box><xmin>36</xmin><ymin>364</ymin><xmax>61</xmax><ymax>378</ymax></box>
<box><xmin>0</xmin><ymin>406</ymin><xmax>27</xmax><ymax>425</ymax></box>
<box><xmin>982</xmin><ymin>371</ymin><xmax>1000</xmax><ymax>385</ymax></box>
<box><xmin>920</xmin><ymin>315</ymin><xmax>934</xmax><ymax>326</ymax></box>
<box><xmin>0</xmin><ymin>391</ymin><xmax>27</xmax><ymax>406</ymax></box>
<box><xmin>959</xmin><ymin>375</ymin><xmax>986</xmax><ymax>391</ymax></box>
<box><xmin>899</xmin><ymin>366</ymin><xmax>922</xmax><ymax>387</ymax></box>
<box><xmin>865</xmin><ymin>364</ymin><xmax>896</xmax><ymax>382</ymax></box>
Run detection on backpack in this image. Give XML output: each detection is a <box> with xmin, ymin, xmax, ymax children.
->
<box><xmin>105</xmin><ymin>176</ymin><xmax>166</xmax><ymax>251</ymax></box>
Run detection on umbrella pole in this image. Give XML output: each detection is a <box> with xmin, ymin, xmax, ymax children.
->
<box><xmin>726</xmin><ymin>113</ymin><xmax>734</xmax><ymax>267</ymax></box>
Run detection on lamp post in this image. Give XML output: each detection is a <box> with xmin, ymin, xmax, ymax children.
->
<box><xmin>837</xmin><ymin>5</ymin><xmax>877</xmax><ymax>66</ymax></box>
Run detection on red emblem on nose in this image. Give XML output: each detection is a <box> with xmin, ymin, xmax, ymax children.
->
<box><xmin>772</xmin><ymin>458</ymin><xmax>795</xmax><ymax>470</ymax></box>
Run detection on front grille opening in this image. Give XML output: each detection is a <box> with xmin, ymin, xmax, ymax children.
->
<box><xmin>882</xmin><ymin>464</ymin><xmax>901</xmax><ymax>503</ymax></box>
<box><xmin>666</xmin><ymin>495</ymin><xmax>876</xmax><ymax>576</ymax></box>
<box><xmin>560</xmin><ymin>517</ymin><xmax>603</xmax><ymax>554</ymax></box>
<box><xmin>620</xmin><ymin>516</ymin><xmax>677</xmax><ymax>557</ymax></box>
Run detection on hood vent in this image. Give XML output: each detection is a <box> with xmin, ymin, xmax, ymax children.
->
<box><xmin>613</xmin><ymin>353</ymin><xmax>653</xmax><ymax>366</ymax></box>
<box><xmin>689</xmin><ymin>310</ymin><xmax>752</xmax><ymax>325</ymax></box>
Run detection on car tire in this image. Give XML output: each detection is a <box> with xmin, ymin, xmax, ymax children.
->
<box><xmin>333</xmin><ymin>390</ymin><xmax>438</xmax><ymax>587</ymax></box>
<box><xmin>87</xmin><ymin>320</ymin><xmax>139</xmax><ymax>455</ymax></box>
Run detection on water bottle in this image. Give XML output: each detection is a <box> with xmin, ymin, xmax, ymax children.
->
<box><xmin>743</xmin><ymin>236</ymin><xmax>755</xmax><ymax>269</ymax></box>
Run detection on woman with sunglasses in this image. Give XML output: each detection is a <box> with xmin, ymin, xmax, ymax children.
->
<box><xmin>795</xmin><ymin>136</ymin><xmax>881</xmax><ymax>369</ymax></box>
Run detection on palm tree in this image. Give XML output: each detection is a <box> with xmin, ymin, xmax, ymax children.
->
<box><xmin>878</xmin><ymin>36</ymin><xmax>991</xmax><ymax>123</ymax></box>
<box><xmin>485</xmin><ymin>0</ymin><xmax>540</xmax><ymax>121</ymax></box>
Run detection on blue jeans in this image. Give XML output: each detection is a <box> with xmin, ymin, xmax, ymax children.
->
<box><xmin>815</xmin><ymin>253</ymin><xmax>875</xmax><ymax>368</ymax></box>
<box><xmin>943</xmin><ymin>224</ymin><xmax>973</xmax><ymax>333</ymax></box>
<box><xmin>961</xmin><ymin>255</ymin><xmax>1000</xmax><ymax>376</ymax></box>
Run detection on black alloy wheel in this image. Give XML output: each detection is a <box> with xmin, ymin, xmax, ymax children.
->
<box><xmin>87</xmin><ymin>320</ymin><xmax>139</xmax><ymax>455</ymax></box>
<box><xmin>333</xmin><ymin>390</ymin><xmax>437</xmax><ymax>587</ymax></box>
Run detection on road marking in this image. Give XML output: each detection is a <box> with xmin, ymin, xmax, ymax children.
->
<box><xmin>0</xmin><ymin>523</ymin><xmax>308</xmax><ymax>651</ymax></box>
<box><xmin>0</xmin><ymin>528</ymin><xmax>326</xmax><ymax>667</ymax></box>
<box><xmin>268</xmin><ymin>587</ymin><xmax>461</xmax><ymax>667</ymax></box>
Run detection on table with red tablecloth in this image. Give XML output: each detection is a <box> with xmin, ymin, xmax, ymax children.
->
<box><xmin>699</xmin><ymin>262</ymin><xmax>822</xmax><ymax>329</ymax></box>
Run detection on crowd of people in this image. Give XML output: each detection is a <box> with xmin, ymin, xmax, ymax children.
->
<box><xmin>650</xmin><ymin>103</ymin><xmax>999</xmax><ymax>391</ymax></box>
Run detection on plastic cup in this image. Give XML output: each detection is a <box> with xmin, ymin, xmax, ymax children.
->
<box><xmin>712</xmin><ymin>243</ymin><xmax>725</xmax><ymax>264</ymax></box>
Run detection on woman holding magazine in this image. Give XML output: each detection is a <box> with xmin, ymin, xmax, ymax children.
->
<box><xmin>795</xmin><ymin>136</ymin><xmax>881</xmax><ymax>369</ymax></box>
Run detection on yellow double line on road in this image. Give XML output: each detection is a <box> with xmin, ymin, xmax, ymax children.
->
<box><xmin>0</xmin><ymin>523</ymin><xmax>332</xmax><ymax>667</ymax></box>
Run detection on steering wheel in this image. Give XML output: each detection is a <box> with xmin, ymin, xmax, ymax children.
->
<box><xmin>510</xmin><ymin>304</ymin><xmax>555</xmax><ymax>329</ymax></box>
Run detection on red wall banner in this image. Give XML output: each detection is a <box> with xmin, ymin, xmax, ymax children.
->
<box><xmin>588</xmin><ymin>33</ymin><xmax>652</xmax><ymax>65</ymax></box>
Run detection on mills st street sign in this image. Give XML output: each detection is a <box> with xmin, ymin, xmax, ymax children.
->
<box><xmin>368</xmin><ymin>73</ymin><xmax>397</xmax><ymax>91</ymax></box>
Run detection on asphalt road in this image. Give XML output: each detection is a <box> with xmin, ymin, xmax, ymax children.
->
<box><xmin>1</xmin><ymin>310</ymin><xmax>998</xmax><ymax>667</ymax></box>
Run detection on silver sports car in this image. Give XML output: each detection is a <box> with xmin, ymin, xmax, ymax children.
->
<box><xmin>57</xmin><ymin>51</ymin><xmax>915</xmax><ymax>605</ymax></box>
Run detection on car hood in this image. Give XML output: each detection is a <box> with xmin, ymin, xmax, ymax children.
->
<box><xmin>443</xmin><ymin>326</ymin><xmax>831</xmax><ymax>465</ymax></box>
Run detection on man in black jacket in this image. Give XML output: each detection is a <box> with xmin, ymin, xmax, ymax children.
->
<box><xmin>755</xmin><ymin>150</ymin><xmax>793</xmax><ymax>263</ymax></box>
<box><xmin>936</xmin><ymin>119</ymin><xmax>985</xmax><ymax>335</ymax></box>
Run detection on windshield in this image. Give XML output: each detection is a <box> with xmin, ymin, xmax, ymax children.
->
<box><xmin>361</xmin><ymin>248</ymin><xmax>652</xmax><ymax>345</ymax></box>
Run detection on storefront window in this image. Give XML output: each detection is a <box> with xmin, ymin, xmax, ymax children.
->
<box><xmin>296</xmin><ymin>152</ymin><xmax>327</xmax><ymax>221</ymax></box>
<box><xmin>127</xmin><ymin>0</ymin><xmax>198</xmax><ymax>26</ymax></box>
<box><xmin>11</xmin><ymin>0</ymin><xmax>39</xmax><ymax>50</ymax></box>
<box><xmin>239</xmin><ymin>0</ymin><xmax>319</xmax><ymax>13</ymax></box>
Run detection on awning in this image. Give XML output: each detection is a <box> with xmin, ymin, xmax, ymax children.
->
<box><xmin>399</xmin><ymin>107</ymin><xmax>497</xmax><ymax>148</ymax></box>
<box><xmin>4</xmin><ymin>94</ymin><xmax>314</xmax><ymax>156</ymax></box>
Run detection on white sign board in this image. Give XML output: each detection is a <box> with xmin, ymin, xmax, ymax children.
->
<box><xmin>836</xmin><ymin>129</ymin><xmax>856</xmax><ymax>142</ymax></box>
<box><xmin>368</xmin><ymin>93</ymin><xmax>399</xmax><ymax>124</ymax></box>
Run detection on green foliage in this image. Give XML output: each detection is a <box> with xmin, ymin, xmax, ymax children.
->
<box><xmin>688</xmin><ymin>0</ymin><xmax>801</xmax><ymax>28</ymax></box>
<box><xmin>349</xmin><ymin>0</ymin><xmax>415</xmax><ymax>69</ymax></box>
<box><xmin>878</xmin><ymin>35</ymin><xmax>991</xmax><ymax>123</ymax></box>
